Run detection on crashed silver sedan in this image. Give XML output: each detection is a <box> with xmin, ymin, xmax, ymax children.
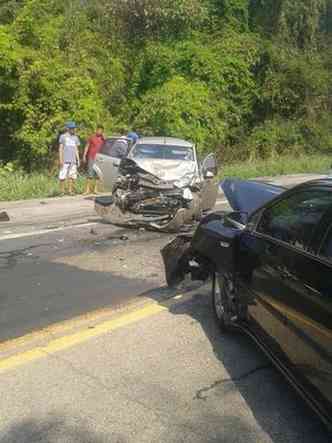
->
<box><xmin>94</xmin><ymin>136</ymin><xmax>218</xmax><ymax>232</ymax></box>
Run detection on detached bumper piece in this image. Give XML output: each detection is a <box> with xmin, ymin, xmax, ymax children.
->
<box><xmin>161</xmin><ymin>234</ymin><xmax>211</xmax><ymax>287</ymax></box>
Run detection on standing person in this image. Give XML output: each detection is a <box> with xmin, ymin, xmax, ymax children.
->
<box><xmin>111</xmin><ymin>135</ymin><xmax>129</xmax><ymax>159</ymax></box>
<box><xmin>127</xmin><ymin>131</ymin><xmax>139</xmax><ymax>145</ymax></box>
<box><xmin>59</xmin><ymin>122</ymin><xmax>80</xmax><ymax>196</ymax></box>
<box><xmin>83</xmin><ymin>125</ymin><xmax>105</xmax><ymax>195</ymax></box>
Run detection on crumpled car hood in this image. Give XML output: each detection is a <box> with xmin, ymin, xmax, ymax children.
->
<box><xmin>221</xmin><ymin>178</ymin><xmax>285</xmax><ymax>215</ymax></box>
<box><xmin>132</xmin><ymin>158</ymin><xmax>197</xmax><ymax>186</ymax></box>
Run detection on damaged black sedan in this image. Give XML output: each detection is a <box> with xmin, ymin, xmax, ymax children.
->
<box><xmin>162</xmin><ymin>178</ymin><xmax>332</xmax><ymax>431</ymax></box>
<box><xmin>94</xmin><ymin>137</ymin><xmax>218</xmax><ymax>232</ymax></box>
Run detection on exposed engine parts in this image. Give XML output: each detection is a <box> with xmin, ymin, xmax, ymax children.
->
<box><xmin>95</xmin><ymin>157</ymin><xmax>218</xmax><ymax>232</ymax></box>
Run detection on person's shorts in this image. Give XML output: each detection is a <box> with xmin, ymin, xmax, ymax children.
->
<box><xmin>88</xmin><ymin>159</ymin><xmax>98</xmax><ymax>179</ymax></box>
<box><xmin>59</xmin><ymin>163</ymin><xmax>78</xmax><ymax>180</ymax></box>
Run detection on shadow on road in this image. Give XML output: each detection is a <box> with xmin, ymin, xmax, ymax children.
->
<box><xmin>0</xmin><ymin>229</ymin><xmax>329</xmax><ymax>441</ymax></box>
<box><xmin>0</xmin><ymin>415</ymin><xmax>124</xmax><ymax>443</ymax></box>
<box><xmin>0</xmin><ymin>283</ymin><xmax>329</xmax><ymax>442</ymax></box>
<box><xmin>165</xmin><ymin>289</ymin><xmax>329</xmax><ymax>442</ymax></box>
<box><xmin>0</xmin><ymin>413</ymin><xmax>268</xmax><ymax>443</ymax></box>
<box><xmin>0</xmin><ymin>260</ymin><xmax>154</xmax><ymax>343</ymax></box>
<box><xmin>0</xmin><ymin>290</ymin><xmax>327</xmax><ymax>442</ymax></box>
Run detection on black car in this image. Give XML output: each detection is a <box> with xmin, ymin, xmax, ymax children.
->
<box><xmin>162</xmin><ymin>178</ymin><xmax>332</xmax><ymax>431</ymax></box>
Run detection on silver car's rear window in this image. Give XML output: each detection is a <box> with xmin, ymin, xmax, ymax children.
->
<box><xmin>132</xmin><ymin>144</ymin><xmax>194</xmax><ymax>161</ymax></box>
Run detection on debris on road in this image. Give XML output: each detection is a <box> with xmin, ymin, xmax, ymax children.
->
<box><xmin>0</xmin><ymin>211</ymin><xmax>10</xmax><ymax>222</ymax></box>
<box><xmin>54</xmin><ymin>234</ymin><xmax>174</xmax><ymax>285</ymax></box>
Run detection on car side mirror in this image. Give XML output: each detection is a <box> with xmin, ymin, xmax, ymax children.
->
<box><xmin>227</xmin><ymin>211</ymin><xmax>248</xmax><ymax>227</ymax></box>
<box><xmin>202</xmin><ymin>153</ymin><xmax>218</xmax><ymax>178</ymax></box>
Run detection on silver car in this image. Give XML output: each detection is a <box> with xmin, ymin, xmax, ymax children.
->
<box><xmin>94</xmin><ymin>136</ymin><xmax>218</xmax><ymax>232</ymax></box>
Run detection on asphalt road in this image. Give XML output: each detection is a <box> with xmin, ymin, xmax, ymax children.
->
<box><xmin>0</xmin><ymin>222</ymin><xmax>172</xmax><ymax>343</ymax></box>
<box><xmin>0</xmin><ymin>173</ymin><xmax>326</xmax><ymax>343</ymax></box>
<box><xmin>0</xmin><ymin>173</ymin><xmax>327</xmax><ymax>342</ymax></box>
<box><xmin>0</xmin><ymin>173</ymin><xmax>330</xmax><ymax>441</ymax></box>
<box><xmin>0</xmin><ymin>289</ymin><xmax>329</xmax><ymax>442</ymax></box>
<box><xmin>0</xmin><ymin>195</ymin><xmax>231</xmax><ymax>343</ymax></box>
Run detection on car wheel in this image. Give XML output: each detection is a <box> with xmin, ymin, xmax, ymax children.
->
<box><xmin>212</xmin><ymin>272</ymin><xmax>238</xmax><ymax>332</ymax></box>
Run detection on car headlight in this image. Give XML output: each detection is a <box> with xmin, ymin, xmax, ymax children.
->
<box><xmin>183</xmin><ymin>188</ymin><xmax>193</xmax><ymax>201</ymax></box>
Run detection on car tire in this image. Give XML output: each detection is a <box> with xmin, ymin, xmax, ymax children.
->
<box><xmin>212</xmin><ymin>272</ymin><xmax>238</xmax><ymax>332</ymax></box>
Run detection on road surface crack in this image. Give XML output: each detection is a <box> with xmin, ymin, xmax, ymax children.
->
<box><xmin>44</xmin><ymin>351</ymin><xmax>209</xmax><ymax>438</ymax></box>
<box><xmin>194</xmin><ymin>364</ymin><xmax>272</xmax><ymax>401</ymax></box>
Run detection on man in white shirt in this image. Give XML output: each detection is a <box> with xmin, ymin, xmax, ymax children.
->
<box><xmin>59</xmin><ymin>122</ymin><xmax>80</xmax><ymax>195</ymax></box>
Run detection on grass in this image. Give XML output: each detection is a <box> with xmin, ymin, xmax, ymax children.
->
<box><xmin>0</xmin><ymin>154</ymin><xmax>331</xmax><ymax>202</ymax></box>
<box><xmin>0</xmin><ymin>172</ymin><xmax>86</xmax><ymax>201</ymax></box>
<box><xmin>220</xmin><ymin>154</ymin><xmax>332</xmax><ymax>180</ymax></box>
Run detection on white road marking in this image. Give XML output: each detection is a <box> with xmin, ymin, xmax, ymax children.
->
<box><xmin>0</xmin><ymin>198</ymin><xmax>229</xmax><ymax>241</ymax></box>
<box><xmin>0</xmin><ymin>222</ymin><xmax>98</xmax><ymax>242</ymax></box>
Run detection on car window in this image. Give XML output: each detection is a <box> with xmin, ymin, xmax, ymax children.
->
<box><xmin>132</xmin><ymin>144</ymin><xmax>194</xmax><ymax>161</ymax></box>
<box><xmin>100</xmin><ymin>139</ymin><xmax>129</xmax><ymax>159</ymax></box>
<box><xmin>320</xmin><ymin>225</ymin><xmax>332</xmax><ymax>262</ymax></box>
<box><xmin>257</xmin><ymin>190</ymin><xmax>332</xmax><ymax>250</ymax></box>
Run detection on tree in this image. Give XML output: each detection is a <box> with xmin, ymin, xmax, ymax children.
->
<box><xmin>0</xmin><ymin>0</ymin><xmax>331</xmax><ymax>169</ymax></box>
<box><xmin>134</xmin><ymin>76</ymin><xmax>227</xmax><ymax>153</ymax></box>
<box><xmin>107</xmin><ymin>0</ymin><xmax>209</xmax><ymax>41</ymax></box>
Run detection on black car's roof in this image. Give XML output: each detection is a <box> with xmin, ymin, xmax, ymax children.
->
<box><xmin>293</xmin><ymin>178</ymin><xmax>332</xmax><ymax>189</ymax></box>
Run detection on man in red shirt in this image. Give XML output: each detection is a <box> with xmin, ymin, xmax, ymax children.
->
<box><xmin>83</xmin><ymin>125</ymin><xmax>105</xmax><ymax>195</ymax></box>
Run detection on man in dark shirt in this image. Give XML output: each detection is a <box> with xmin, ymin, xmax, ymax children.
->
<box><xmin>112</xmin><ymin>136</ymin><xmax>129</xmax><ymax>159</ymax></box>
<box><xmin>83</xmin><ymin>125</ymin><xmax>105</xmax><ymax>195</ymax></box>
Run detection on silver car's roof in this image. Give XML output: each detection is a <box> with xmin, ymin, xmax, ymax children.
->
<box><xmin>136</xmin><ymin>137</ymin><xmax>194</xmax><ymax>147</ymax></box>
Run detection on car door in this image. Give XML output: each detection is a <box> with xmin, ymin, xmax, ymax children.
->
<box><xmin>95</xmin><ymin>138</ymin><xmax>128</xmax><ymax>190</ymax></box>
<box><xmin>244</xmin><ymin>187</ymin><xmax>332</xmax><ymax>422</ymax></box>
<box><xmin>306</xmin><ymin>219</ymin><xmax>332</xmax><ymax>417</ymax></box>
<box><xmin>200</xmin><ymin>153</ymin><xmax>218</xmax><ymax>211</ymax></box>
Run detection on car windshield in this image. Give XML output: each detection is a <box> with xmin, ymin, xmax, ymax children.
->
<box><xmin>132</xmin><ymin>144</ymin><xmax>194</xmax><ymax>161</ymax></box>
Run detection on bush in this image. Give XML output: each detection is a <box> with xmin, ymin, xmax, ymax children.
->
<box><xmin>134</xmin><ymin>76</ymin><xmax>227</xmax><ymax>153</ymax></box>
<box><xmin>246</xmin><ymin>119</ymin><xmax>305</xmax><ymax>160</ymax></box>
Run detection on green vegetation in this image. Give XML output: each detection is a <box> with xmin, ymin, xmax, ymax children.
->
<box><xmin>220</xmin><ymin>154</ymin><xmax>332</xmax><ymax>180</ymax></box>
<box><xmin>0</xmin><ymin>164</ymin><xmax>86</xmax><ymax>201</ymax></box>
<box><xmin>1</xmin><ymin>154</ymin><xmax>330</xmax><ymax>201</ymax></box>
<box><xmin>0</xmin><ymin>0</ymin><xmax>331</xmax><ymax>177</ymax></box>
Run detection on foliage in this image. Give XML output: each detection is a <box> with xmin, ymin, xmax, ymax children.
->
<box><xmin>220</xmin><ymin>153</ymin><xmax>332</xmax><ymax>180</ymax></box>
<box><xmin>0</xmin><ymin>169</ymin><xmax>86</xmax><ymax>201</ymax></box>
<box><xmin>107</xmin><ymin>0</ymin><xmax>209</xmax><ymax>40</ymax></box>
<box><xmin>134</xmin><ymin>76</ymin><xmax>227</xmax><ymax>152</ymax></box>
<box><xmin>258</xmin><ymin>43</ymin><xmax>330</xmax><ymax>120</ymax></box>
<box><xmin>1</xmin><ymin>153</ymin><xmax>330</xmax><ymax>201</ymax></box>
<box><xmin>0</xmin><ymin>0</ymin><xmax>331</xmax><ymax>171</ymax></box>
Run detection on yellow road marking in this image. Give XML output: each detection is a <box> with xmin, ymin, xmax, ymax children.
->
<box><xmin>0</xmin><ymin>298</ymin><xmax>156</xmax><ymax>352</ymax></box>
<box><xmin>0</xmin><ymin>302</ymin><xmax>167</xmax><ymax>374</ymax></box>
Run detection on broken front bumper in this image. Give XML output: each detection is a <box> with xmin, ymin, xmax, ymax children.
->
<box><xmin>95</xmin><ymin>195</ymin><xmax>201</xmax><ymax>232</ymax></box>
